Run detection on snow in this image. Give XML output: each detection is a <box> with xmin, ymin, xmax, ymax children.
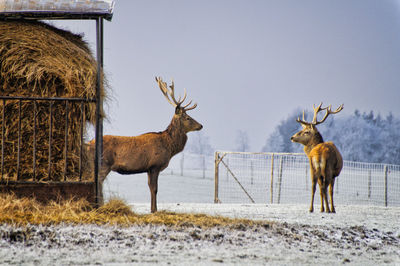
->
<box><xmin>0</xmin><ymin>204</ymin><xmax>399</xmax><ymax>265</ymax></box>
<box><xmin>0</xmin><ymin>174</ymin><xmax>399</xmax><ymax>265</ymax></box>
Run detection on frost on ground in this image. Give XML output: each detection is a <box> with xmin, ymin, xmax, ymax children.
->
<box><xmin>0</xmin><ymin>204</ymin><xmax>399</xmax><ymax>265</ymax></box>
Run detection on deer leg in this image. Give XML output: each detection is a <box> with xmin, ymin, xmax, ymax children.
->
<box><xmin>329</xmin><ymin>180</ymin><xmax>335</xmax><ymax>213</ymax></box>
<box><xmin>147</xmin><ymin>169</ymin><xmax>159</xmax><ymax>213</ymax></box>
<box><xmin>318</xmin><ymin>184</ymin><xmax>325</xmax><ymax>213</ymax></box>
<box><xmin>325</xmin><ymin>178</ymin><xmax>331</xmax><ymax>213</ymax></box>
<box><xmin>316</xmin><ymin>176</ymin><xmax>325</xmax><ymax>212</ymax></box>
<box><xmin>310</xmin><ymin>177</ymin><xmax>317</xmax><ymax>213</ymax></box>
<box><xmin>324</xmin><ymin>185</ymin><xmax>331</xmax><ymax>213</ymax></box>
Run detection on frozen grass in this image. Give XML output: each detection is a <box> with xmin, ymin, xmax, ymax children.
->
<box><xmin>0</xmin><ymin>194</ymin><xmax>270</xmax><ymax>228</ymax></box>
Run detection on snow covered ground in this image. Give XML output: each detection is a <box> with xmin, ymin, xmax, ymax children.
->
<box><xmin>0</xmin><ymin>203</ymin><xmax>399</xmax><ymax>265</ymax></box>
<box><xmin>0</xmin><ymin>173</ymin><xmax>399</xmax><ymax>265</ymax></box>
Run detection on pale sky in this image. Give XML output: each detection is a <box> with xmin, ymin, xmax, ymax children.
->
<box><xmin>53</xmin><ymin>0</ymin><xmax>400</xmax><ymax>151</ymax></box>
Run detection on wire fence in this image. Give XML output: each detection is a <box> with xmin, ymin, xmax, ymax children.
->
<box><xmin>161</xmin><ymin>152</ymin><xmax>215</xmax><ymax>179</ymax></box>
<box><xmin>163</xmin><ymin>151</ymin><xmax>400</xmax><ymax>207</ymax></box>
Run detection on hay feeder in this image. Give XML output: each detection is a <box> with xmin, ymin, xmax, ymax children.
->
<box><xmin>0</xmin><ymin>0</ymin><xmax>114</xmax><ymax>205</ymax></box>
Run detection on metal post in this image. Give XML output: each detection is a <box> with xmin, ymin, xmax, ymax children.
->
<box><xmin>48</xmin><ymin>101</ymin><xmax>53</xmax><ymax>179</ymax></box>
<box><xmin>270</xmin><ymin>153</ymin><xmax>274</xmax><ymax>204</ymax></box>
<box><xmin>17</xmin><ymin>100</ymin><xmax>21</xmax><ymax>180</ymax></box>
<box><xmin>368</xmin><ymin>170</ymin><xmax>371</xmax><ymax>199</ymax></box>
<box><xmin>79</xmin><ymin>102</ymin><xmax>84</xmax><ymax>181</ymax></box>
<box><xmin>63</xmin><ymin>101</ymin><xmax>69</xmax><ymax>181</ymax></box>
<box><xmin>33</xmin><ymin>100</ymin><xmax>37</xmax><ymax>181</ymax></box>
<box><xmin>384</xmin><ymin>165</ymin><xmax>388</xmax><ymax>207</ymax></box>
<box><xmin>94</xmin><ymin>18</ymin><xmax>104</xmax><ymax>207</ymax></box>
<box><xmin>214</xmin><ymin>152</ymin><xmax>220</xmax><ymax>203</ymax></box>
<box><xmin>277</xmin><ymin>156</ymin><xmax>283</xmax><ymax>204</ymax></box>
<box><xmin>1</xmin><ymin>99</ymin><xmax>5</xmax><ymax>181</ymax></box>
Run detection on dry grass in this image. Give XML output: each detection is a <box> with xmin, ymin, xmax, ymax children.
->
<box><xmin>0</xmin><ymin>20</ymin><xmax>105</xmax><ymax>181</ymax></box>
<box><xmin>0</xmin><ymin>194</ymin><xmax>269</xmax><ymax>229</ymax></box>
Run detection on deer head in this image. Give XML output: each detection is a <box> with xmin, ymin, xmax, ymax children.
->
<box><xmin>156</xmin><ymin>77</ymin><xmax>203</xmax><ymax>133</ymax></box>
<box><xmin>291</xmin><ymin>103</ymin><xmax>343</xmax><ymax>146</ymax></box>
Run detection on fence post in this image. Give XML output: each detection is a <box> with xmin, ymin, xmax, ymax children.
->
<box><xmin>270</xmin><ymin>153</ymin><xmax>274</xmax><ymax>204</ymax></box>
<box><xmin>214</xmin><ymin>152</ymin><xmax>220</xmax><ymax>203</ymax></box>
<box><xmin>368</xmin><ymin>170</ymin><xmax>371</xmax><ymax>199</ymax></box>
<box><xmin>277</xmin><ymin>156</ymin><xmax>283</xmax><ymax>204</ymax></box>
<box><xmin>384</xmin><ymin>165</ymin><xmax>388</xmax><ymax>207</ymax></box>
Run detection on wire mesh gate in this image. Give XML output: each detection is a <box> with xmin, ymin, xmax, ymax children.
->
<box><xmin>214</xmin><ymin>151</ymin><xmax>400</xmax><ymax>207</ymax></box>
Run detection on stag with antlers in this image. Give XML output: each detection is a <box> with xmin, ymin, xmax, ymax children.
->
<box><xmin>87</xmin><ymin>77</ymin><xmax>202</xmax><ymax>213</ymax></box>
<box><xmin>291</xmin><ymin>103</ymin><xmax>343</xmax><ymax>213</ymax></box>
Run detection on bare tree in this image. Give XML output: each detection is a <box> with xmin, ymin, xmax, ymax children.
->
<box><xmin>186</xmin><ymin>130</ymin><xmax>213</xmax><ymax>155</ymax></box>
<box><xmin>235</xmin><ymin>129</ymin><xmax>250</xmax><ymax>152</ymax></box>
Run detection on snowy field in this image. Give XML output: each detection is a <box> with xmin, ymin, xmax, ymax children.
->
<box><xmin>0</xmin><ymin>173</ymin><xmax>399</xmax><ymax>265</ymax></box>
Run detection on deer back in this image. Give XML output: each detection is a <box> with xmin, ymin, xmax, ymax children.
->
<box><xmin>308</xmin><ymin>142</ymin><xmax>343</xmax><ymax>178</ymax></box>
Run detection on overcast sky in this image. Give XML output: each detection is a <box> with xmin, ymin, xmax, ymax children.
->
<box><xmin>54</xmin><ymin>0</ymin><xmax>400</xmax><ymax>151</ymax></box>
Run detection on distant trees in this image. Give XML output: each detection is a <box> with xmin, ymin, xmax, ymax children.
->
<box><xmin>263</xmin><ymin>109</ymin><xmax>400</xmax><ymax>164</ymax></box>
<box><xmin>261</xmin><ymin>109</ymin><xmax>304</xmax><ymax>153</ymax></box>
<box><xmin>186</xmin><ymin>131</ymin><xmax>213</xmax><ymax>155</ymax></box>
<box><xmin>235</xmin><ymin>130</ymin><xmax>250</xmax><ymax>152</ymax></box>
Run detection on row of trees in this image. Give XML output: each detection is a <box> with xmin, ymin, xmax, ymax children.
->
<box><xmin>262</xmin><ymin>109</ymin><xmax>400</xmax><ymax>165</ymax></box>
<box><xmin>186</xmin><ymin>110</ymin><xmax>400</xmax><ymax>165</ymax></box>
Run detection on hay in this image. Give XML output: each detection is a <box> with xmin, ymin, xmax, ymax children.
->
<box><xmin>0</xmin><ymin>194</ymin><xmax>268</xmax><ymax>228</ymax></box>
<box><xmin>0</xmin><ymin>20</ymin><xmax>105</xmax><ymax>181</ymax></box>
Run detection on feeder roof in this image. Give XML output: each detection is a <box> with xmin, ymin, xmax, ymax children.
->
<box><xmin>0</xmin><ymin>0</ymin><xmax>114</xmax><ymax>21</ymax></box>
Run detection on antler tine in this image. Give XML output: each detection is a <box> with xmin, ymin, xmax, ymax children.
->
<box><xmin>156</xmin><ymin>77</ymin><xmax>176</xmax><ymax>107</ymax></box>
<box><xmin>329</xmin><ymin>103</ymin><xmax>344</xmax><ymax>114</ymax></box>
<box><xmin>168</xmin><ymin>79</ymin><xmax>188</xmax><ymax>107</ymax></box>
<box><xmin>180</xmin><ymin>88</ymin><xmax>188</xmax><ymax>105</ymax></box>
<box><xmin>184</xmin><ymin>102</ymin><xmax>197</xmax><ymax>111</ymax></box>
<box><xmin>169</xmin><ymin>79</ymin><xmax>179</xmax><ymax>106</ymax></box>
<box><xmin>314</xmin><ymin>103</ymin><xmax>344</xmax><ymax>125</ymax></box>
<box><xmin>312</xmin><ymin>102</ymin><xmax>329</xmax><ymax>124</ymax></box>
<box><xmin>182</xmin><ymin>99</ymin><xmax>193</xmax><ymax>109</ymax></box>
<box><xmin>296</xmin><ymin>103</ymin><xmax>343</xmax><ymax>126</ymax></box>
<box><xmin>295</xmin><ymin>109</ymin><xmax>311</xmax><ymax>126</ymax></box>
<box><xmin>156</xmin><ymin>76</ymin><xmax>198</xmax><ymax>111</ymax></box>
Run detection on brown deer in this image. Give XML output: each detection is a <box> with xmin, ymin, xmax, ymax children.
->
<box><xmin>87</xmin><ymin>77</ymin><xmax>203</xmax><ymax>212</ymax></box>
<box><xmin>290</xmin><ymin>103</ymin><xmax>343</xmax><ymax>213</ymax></box>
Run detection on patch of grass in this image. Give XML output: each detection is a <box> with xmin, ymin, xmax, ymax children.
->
<box><xmin>0</xmin><ymin>194</ymin><xmax>271</xmax><ymax>228</ymax></box>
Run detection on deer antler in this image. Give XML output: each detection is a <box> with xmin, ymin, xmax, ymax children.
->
<box><xmin>296</xmin><ymin>102</ymin><xmax>343</xmax><ymax>127</ymax></box>
<box><xmin>155</xmin><ymin>77</ymin><xmax>197</xmax><ymax>111</ymax></box>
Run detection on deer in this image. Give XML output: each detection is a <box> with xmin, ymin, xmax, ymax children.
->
<box><xmin>290</xmin><ymin>103</ymin><xmax>343</xmax><ymax>213</ymax></box>
<box><xmin>87</xmin><ymin>77</ymin><xmax>203</xmax><ymax>213</ymax></box>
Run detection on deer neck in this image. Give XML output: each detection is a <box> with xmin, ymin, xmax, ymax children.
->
<box><xmin>165</xmin><ymin>116</ymin><xmax>188</xmax><ymax>156</ymax></box>
<box><xmin>304</xmin><ymin>132</ymin><xmax>324</xmax><ymax>156</ymax></box>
